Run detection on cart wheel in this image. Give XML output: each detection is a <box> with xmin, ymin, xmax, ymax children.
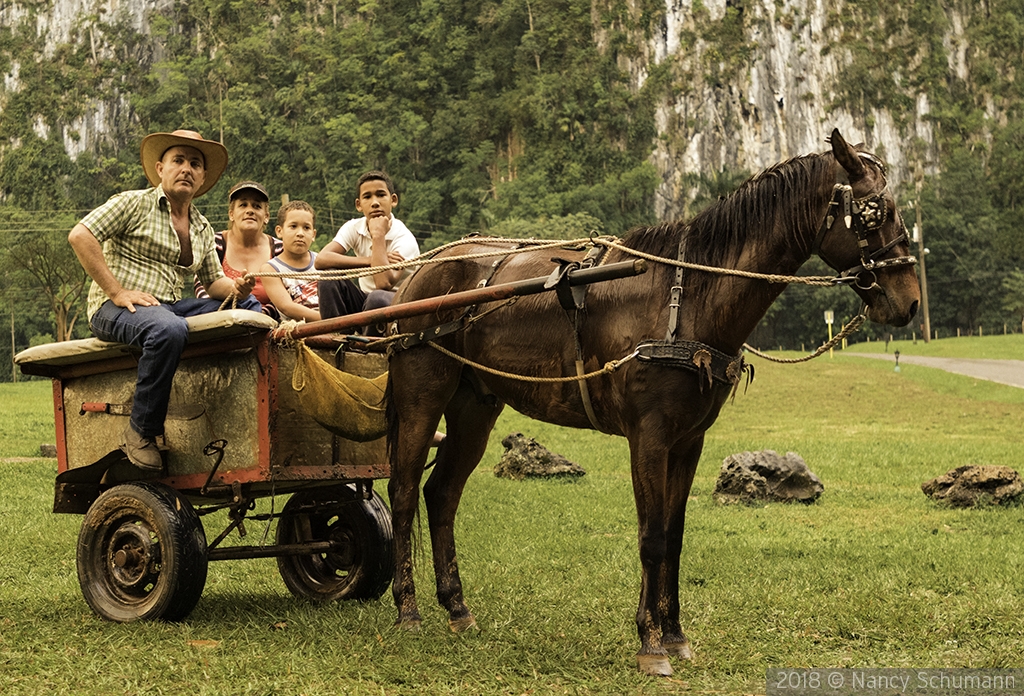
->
<box><xmin>76</xmin><ymin>482</ymin><xmax>208</xmax><ymax>622</ymax></box>
<box><xmin>276</xmin><ymin>484</ymin><xmax>393</xmax><ymax>602</ymax></box>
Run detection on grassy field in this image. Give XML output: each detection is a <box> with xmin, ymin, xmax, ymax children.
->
<box><xmin>0</xmin><ymin>379</ymin><xmax>56</xmax><ymax>458</ymax></box>
<box><xmin>1</xmin><ymin>340</ymin><xmax>1023</xmax><ymax>695</ymax></box>
<box><xmin>843</xmin><ymin>331</ymin><xmax>1024</xmax><ymax>360</ymax></box>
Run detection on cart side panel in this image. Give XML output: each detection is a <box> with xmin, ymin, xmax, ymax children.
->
<box><xmin>270</xmin><ymin>346</ymin><xmax>389</xmax><ymax>480</ymax></box>
<box><xmin>62</xmin><ymin>349</ymin><xmax>261</xmax><ymax>478</ymax></box>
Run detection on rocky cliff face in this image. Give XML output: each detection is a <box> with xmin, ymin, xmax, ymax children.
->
<box><xmin>639</xmin><ymin>0</ymin><xmax>945</xmax><ymax>218</ymax></box>
<box><xmin>1</xmin><ymin>0</ymin><xmax>168</xmax><ymax>159</ymax></box>
<box><xmin>2</xmin><ymin>0</ymin><xmax>954</xmax><ymax>216</ymax></box>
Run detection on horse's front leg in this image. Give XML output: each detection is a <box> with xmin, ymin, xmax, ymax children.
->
<box><xmin>423</xmin><ymin>377</ymin><xmax>504</xmax><ymax>632</ymax></box>
<box><xmin>387</xmin><ymin>357</ymin><xmax>458</xmax><ymax>631</ymax></box>
<box><xmin>659</xmin><ymin>435</ymin><xmax>703</xmax><ymax>661</ymax></box>
<box><xmin>628</xmin><ymin>433</ymin><xmax>673</xmax><ymax>677</ymax></box>
<box><xmin>387</xmin><ymin>426</ymin><xmax>431</xmax><ymax>631</ymax></box>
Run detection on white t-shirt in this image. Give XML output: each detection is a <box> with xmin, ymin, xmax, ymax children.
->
<box><xmin>332</xmin><ymin>216</ymin><xmax>420</xmax><ymax>294</ymax></box>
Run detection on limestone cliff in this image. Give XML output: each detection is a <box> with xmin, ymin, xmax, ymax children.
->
<box><xmin>0</xmin><ymin>0</ymin><xmax>974</xmax><ymax>216</ymax></box>
<box><xmin>634</xmin><ymin>0</ymin><xmax>952</xmax><ymax>218</ymax></box>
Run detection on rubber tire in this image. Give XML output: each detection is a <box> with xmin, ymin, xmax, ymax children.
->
<box><xmin>77</xmin><ymin>482</ymin><xmax>208</xmax><ymax>622</ymax></box>
<box><xmin>276</xmin><ymin>484</ymin><xmax>393</xmax><ymax>602</ymax></box>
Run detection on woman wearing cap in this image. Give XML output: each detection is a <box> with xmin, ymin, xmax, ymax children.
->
<box><xmin>194</xmin><ymin>180</ymin><xmax>283</xmax><ymax>314</ymax></box>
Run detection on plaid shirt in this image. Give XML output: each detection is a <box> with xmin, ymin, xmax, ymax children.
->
<box><xmin>80</xmin><ymin>186</ymin><xmax>224</xmax><ymax>318</ymax></box>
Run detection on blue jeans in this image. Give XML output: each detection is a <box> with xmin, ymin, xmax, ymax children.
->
<box><xmin>90</xmin><ymin>296</ymin><xmax>262</xmax><ymax>437</ymax></box>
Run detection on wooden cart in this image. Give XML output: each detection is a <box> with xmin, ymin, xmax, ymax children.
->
<box><xmin>14</xmin><ymin>258</ymin><xmax>646</xmax><ymax>623</ymax></box>
<box><xmin>16</xmin><ymin>310</ymin><xmax>394</xmax><ymax>622</ymax></box>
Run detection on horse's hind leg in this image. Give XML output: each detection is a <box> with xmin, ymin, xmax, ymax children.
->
<box><xmin>387</xmin><ymin>354</ymin><xmax>461</xmax><ymax>631</ymax></box>
<box><xmin>422</xmin><ymin>373</ymin><xmax>504</xmax><ymax>633</ymax></box>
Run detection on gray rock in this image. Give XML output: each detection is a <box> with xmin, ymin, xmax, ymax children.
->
<box><xmin>39</xmin><ymin>443</ymin><xmax>57</xmax><ymax>458</ymax></box>
<box><xmin>494</xmin><ymin>433</ymin><xmax>586</xmax><ymax>481</ymax></box>
<box><xmin>921</xmin><ymin>465</ymin><xmax>1024</xmax><ymax>508</ymax></box>
<box><xmin>714</xmin><ymin>450</ymin><xmax>823</xmax><ymax>504</ymax></box>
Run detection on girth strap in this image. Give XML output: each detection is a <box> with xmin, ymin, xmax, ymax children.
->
<box><xmin>636</xmin><ymin>339</ymin><xmax>749</xmax><ymax>392</ymax></box>
<box><xmin>549</xmin><ymin>246</ymin><xmax>608</xmax><ymax>432</ymax></box>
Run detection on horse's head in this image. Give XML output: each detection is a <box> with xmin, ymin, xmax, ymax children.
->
<box><xmin>813</xmin><ymin>129</ymin><xmax>921</xmax><ymax>327</ymax></box>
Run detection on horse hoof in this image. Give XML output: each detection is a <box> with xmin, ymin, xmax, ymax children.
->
<box><xmin>636</xmin><ymin>654</ymin><xmax>673</xmax><ymax>677</ymax></box>
<box><xmin>396</xmin><ymin>618</ymin><xmax>422</xmax><ymax>633</ymax></box>
<box><xmin>664</xmin><ymin>640</ymin><xmax>693</xmax><ymax>660</ymax></box>
<box><xmin>448</xmin><ymin>614</ymin><xmax>478</xmax><ymax>633</ymax></box>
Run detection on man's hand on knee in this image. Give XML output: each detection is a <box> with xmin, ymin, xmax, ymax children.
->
<box><xmin>112</xmin><ymin>289</ymin><xmax>160</xmax><ymax>313</ymax></box>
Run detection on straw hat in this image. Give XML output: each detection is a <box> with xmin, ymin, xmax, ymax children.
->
<box><xmin>139</xmin><ymin>130</ymin><xmax>228</xmax><ymax>198</ymax></box>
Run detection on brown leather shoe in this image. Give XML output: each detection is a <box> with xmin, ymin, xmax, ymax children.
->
<box><xmin>120</xmin><ymin>424</ymin><xmax>164</xmax><ymax>472</ymax></box>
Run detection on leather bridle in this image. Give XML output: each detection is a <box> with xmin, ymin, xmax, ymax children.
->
<box><xmin>812</xmin><ymin>160</ymin><xmax>917</xmax><ymax>291</ymax></box>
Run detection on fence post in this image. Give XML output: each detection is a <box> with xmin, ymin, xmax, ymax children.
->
<box><xmin>10</xmin><ymin>310</ymin><xmax>16</xmax><ymax>383</ymax></box>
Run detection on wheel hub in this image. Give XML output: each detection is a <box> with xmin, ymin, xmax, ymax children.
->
<box><xmin>107</xmin><ymin>522</ymin><xmax>160</xmax><ymax>591</ymax></box>
<box><xmin>326</xmin><ymin>524</ymin><xmax>356</xmax><ymax>570</ymax></box>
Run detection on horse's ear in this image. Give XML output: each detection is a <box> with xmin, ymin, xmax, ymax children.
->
<box><xmin>829</xmin><ymin>128</ymin><xmax>867</xmax><ymax>181</ymax></box>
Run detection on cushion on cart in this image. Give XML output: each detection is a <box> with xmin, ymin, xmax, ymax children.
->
<box><xmin>14</xmin><ymin>309</ymin><xmax>277</xmax><ymax>367</ymax></box>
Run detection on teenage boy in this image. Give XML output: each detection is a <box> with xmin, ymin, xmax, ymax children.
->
<box><xmin>315</xmin><ymin>170</ymin><xmax>419</xmax><ymax>325</ymax></box>
<box><xmin>261</xmin><ymin>201</ymin><xmax>321</xmax><ymax>323</ymax></box>
<box><xmin>68</xmin><ymin>129</ymin><xmax>260</xmax><ymax>471</ymax></box>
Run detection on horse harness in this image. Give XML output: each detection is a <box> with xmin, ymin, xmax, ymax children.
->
<box><xmin>634</xmin><ymin>232</ymin><xmax>750</xmax><ymax>394</ymax></box>
<box><xmin>811</xmin><ymin>179</ymin><xmax>916</xmax><ymax>290</ymax></box>
<box><xmin>387</xmin><ymin>242</ymin><xmax>518</xmax><ymax>351</ymax></box>
<box><xmin>386</xmin><ymin>167</ymin><xmax>916</xmax><ymax>429</ymax></box>
<box><xmin>546</xmin><ymin>244</ymin><xmax>607</xmax><ymax>430</ymax></box>
<box><xmin>635</xmin><ymin>159</ymin><xmax>916</xmax><ymax>395</ymax></box>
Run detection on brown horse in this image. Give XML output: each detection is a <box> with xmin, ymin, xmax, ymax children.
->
<box><xmin>384</xmin><ymin>129</ymin><xmax>920</xmax><ymax>676</ymax></box>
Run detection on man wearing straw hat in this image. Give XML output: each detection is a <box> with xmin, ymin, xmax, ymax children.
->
<box><xmin>69</xmin><ymin>129</ymin><xmax>262</xmax><ymax>472</ymax></box>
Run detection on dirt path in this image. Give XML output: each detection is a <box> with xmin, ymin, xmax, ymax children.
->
<box><xmin>848</xmin><ymin>354</ymin><xmax>1024</xmax><ymax>389</ymax></box>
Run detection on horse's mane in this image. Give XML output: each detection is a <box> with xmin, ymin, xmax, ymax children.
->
<box><xmin>624</xmin><ymin>152</ymin><xmax>836</xmax><ymax>284</ymax></box>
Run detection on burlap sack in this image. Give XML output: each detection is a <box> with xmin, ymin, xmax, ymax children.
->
<box><xmin>292</xmin><ymin>343</ymin><xmax>388</xmax><ymax>442</ymax></box>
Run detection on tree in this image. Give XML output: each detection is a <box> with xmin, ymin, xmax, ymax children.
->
<box><xmin>1002</xmin><ymin>269</ymin><xmax>1024</xmax><ymax>333</ymax></box>
<box><xmin>0</xmin><ymin>208</ymin><xmax>87</xmax><ymax>343</ymax></box>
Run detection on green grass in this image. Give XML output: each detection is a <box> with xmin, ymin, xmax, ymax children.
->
<box><xmin>0</xmin><ymin>380</ymin><xmax>56</xmax><ymax>458</ymax></box>
<box><xmin>2</xmin><ymin>350</ymin><xmax>1024</xmax><ymax>695</ymax></box>
<box><xmin>843</xmin><ymin>332</ymin><xmax>1024</xmax><ymax>360</ymax></box>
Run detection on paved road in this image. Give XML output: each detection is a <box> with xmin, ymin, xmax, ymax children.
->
<box><xmin>848</xmin><ymin>353</ymin><xmax>1024</xmax><ymax>389</ymax></box>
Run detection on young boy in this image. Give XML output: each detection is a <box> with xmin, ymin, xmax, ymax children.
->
<box><xmin>314</xmin><ymin>170</ymin><xmax>420</xmax><ymax>327</ymax></box>
<box><xmin>261</xmin><ymin>201</ymin><xmax>321</xmax><ymax>323</ymax></box>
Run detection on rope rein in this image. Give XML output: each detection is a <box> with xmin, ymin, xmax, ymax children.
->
<box><xmin>241</xmin><ymin>234</ymin><xmax>843</xmax><ymax>287</ymax></box>
<box><xmin>740</xmin><ymin>313</ymin><xmax>867</xmax><ymax>364</ymax></box>
<box><xmin>427</xmin><ymin>342</ymin><xmax>640</xmax><ymax>383</ymax></box>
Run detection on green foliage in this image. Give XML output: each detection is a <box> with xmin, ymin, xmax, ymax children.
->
<box><xmin>0</xmin><ymin>206</ymin><xmax>89</xmax><ymax>381</ymax></box>
<box><xmin>2</xmin><ymin>208</ymin><xmax>88</xmax><ymax>342</ymax></box>
<box><xmin>117</xmin><ymin>0</ymin><xmax>662</xmax><ymax>237</ymax></box>
<box><xmin>1001</xmin><ymin>269</ymin><xmax>1024</xmax><ymax>331</ymax></box>
<box><xmin>6</xmin><ymin>0</ymin><xmax>1024</xmax><ymax>350</ymax></box>
<box><xmin>0</xmin><ymin>0</ymin><xmax>665</xmax><ymax>345</ymax></box>
<box><xmin>485</xmin><ymin>212</ymin><xmax>605</xmax><ymax>241</ymax></box>
<box><xmin>683</xmin><ymin>166</ymin><xmax>751</xmax><ymax>217</ymax></box>
<box><xmin>915</xmin><ymin>146</ymin><xmax>1017</xmax><ymax>334</ymax></box>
